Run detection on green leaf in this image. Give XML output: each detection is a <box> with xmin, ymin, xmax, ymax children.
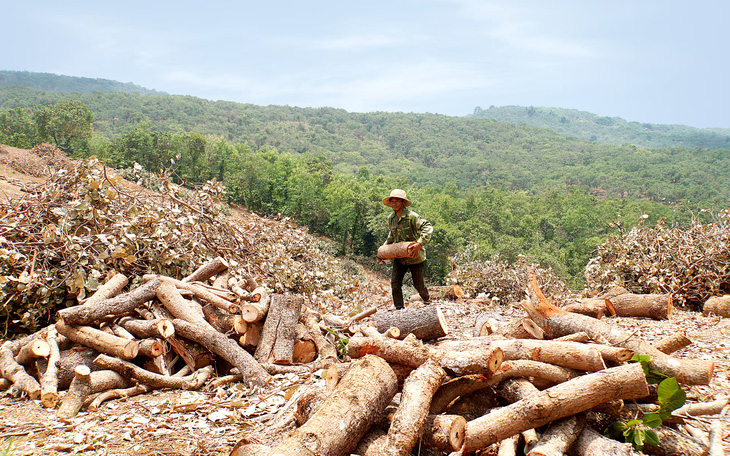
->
<box><xmin>642</xmin><ymin>413</ymin><xmax>663</xmax><ymax>428</ymax></box>
<box><xmin>657</xmin><ymin>377</ymin><xmax>686</xmax><ymax>411</ymax></box>
<box><xmin>644</xmin><ymin>430</ymin><xmax>659</xmax><ymax>447</ymax></box>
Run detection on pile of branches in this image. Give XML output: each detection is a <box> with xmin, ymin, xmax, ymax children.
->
<box><xmin>584</xmin><ymin>210</ymin><xmax>730</xmax><ymax>309</ymax></box>
<box><xmin>447</xmin><ymin>248</ymin><xmax>567</xmax><ymax>304</ymax></box>
<box><xmin>0</xmin><ymin>151</ymin><xmax>363</xmax><ymax>336</ymax></box>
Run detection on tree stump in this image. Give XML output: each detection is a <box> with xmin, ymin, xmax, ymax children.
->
<box><xmin>374</xmin><ymin>304</ymin><xmax>449</xmax><ymax>341</ymax></box>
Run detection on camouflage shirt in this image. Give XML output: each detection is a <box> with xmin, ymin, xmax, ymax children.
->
<box><xmin>384</xmin><ymin>207</ymin><xmax>433</xmax><ymax>265</ymax></box>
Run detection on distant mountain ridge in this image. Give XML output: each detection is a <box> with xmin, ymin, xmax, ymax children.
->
<box><xmin>469</xmin><ymin>105</ymin><xmax>730</xmax><ymax>151</ymax></box>
<box><xmin>0</xmin><ymin>70</ymin><xmax>165</xmax><ymax>96</ymax></box>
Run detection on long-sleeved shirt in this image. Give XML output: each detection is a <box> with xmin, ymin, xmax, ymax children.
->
<box><xmin>384</xmin><ymin>207</ymin><xmax>433</xmax><ymax>265</ymax></box>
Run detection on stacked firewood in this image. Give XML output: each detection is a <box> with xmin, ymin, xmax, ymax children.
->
<box><xmin>231</xmin><ymin>276</ymin><xmax>726</xmax><ymax>456</ymax></box>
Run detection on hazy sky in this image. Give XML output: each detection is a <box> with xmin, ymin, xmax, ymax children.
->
<box><xmin>4</xmin><ymin>1</ymin><xmax>728</xmax><ymax>128</ymax></box>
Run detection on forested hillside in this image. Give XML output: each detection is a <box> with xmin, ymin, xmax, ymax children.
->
<box><xmin>1</xmin><ymin>74</ymin><xmax>729</xmax><ymax>290</ymax></box>
<box><xmin>470</xmin><ymin>105</ymin><xmax>730</xmax><ymax>150</ymax></box>
<box><xmin>0</xmin><ymin>70</ymin><xmax>164</xmax><ymax>95</ymax></box>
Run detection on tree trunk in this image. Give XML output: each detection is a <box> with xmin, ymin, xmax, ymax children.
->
<box><xmin>430</xmin><ymin>374</ymin><xmax>496</xmax><ymax>415</ymax></box>
<box><xmin>377</xmin><ymin>241</ymin><xmax>411</xmax><ymax>259</ymax></box>
<box><xmin>254</xmin><ymin>294</ymin><xmax>302</xmax><ymax>364</ymax></box>
<box><xmin>435</xmin><ymin>346</ymin><xmax>504</xmax><ymax>376</ymax></box>
<box><xmin>348</xmin><ymin>335</ymin><xmax>431</xmax><ymax>368</ymax></box>
<box><xmin>262</xmin><ymin>355</ymin><xmax>398</xmax><ymax>456</ymax></box>
<box><xmin>183</xmin><ymin>256</ymin><xmax>229</xmax><ymax>283</ymax></box>
<box><xmin>521</xmin><ymin>277</ymin><xmax>714</xmax><ymax>385</ymax></box>
<box><xmin>374</xmin><ymin>304</ymin><xmax>449</xmax><ymax>341</ymax></box>
<box><xmin>703</xmin><ymin>295</ymin><xmax>730</xmax><ymax>318</ymax></box>
<box><xmin>562</xmin><ymin>298</ymin><xmax>610</xmax><ymax>319</ymax></box>
<box><xmin>172</xmin><ymin>318</ymin><xmax>271</xmax><ymax>386</ymax></box>
<box><xmin>292</xmin><ymin>322</ymin><xmax>317</xmax><ymax>364</ymax></box>
<box><xmin>56</xmin><ymin>320</ymin><xmax>139</xmax><ymax>359</ymax></box>
<box><xmin>384</xmin><ymin>359</ymin><xmax>447</xmax><ymax>456</ymax></box>
<box><xmin>492</xmin><ymin>339</ymin><xmax>607</xmax><ymax>372</ymax></box>
<box><xmin>57</xmin><ymin>277</ymin><xmax>161</xmax><ymax>325</ymax></box>
<box><xmin>462</xmin><ymin>363</ymin><xmax>650</xmax><ymax>453</ymax></box>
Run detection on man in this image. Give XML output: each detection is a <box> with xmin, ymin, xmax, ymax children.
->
<box><xmin>377</xmin><ymin>189</ymin><xmax>433</xmax><ymax>309</ymax></box>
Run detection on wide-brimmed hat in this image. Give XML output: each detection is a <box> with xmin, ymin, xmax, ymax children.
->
<box><xmin>383</xmin><ymin>189</ymin><xmax>413</xmax><ymax>207</ymax></box>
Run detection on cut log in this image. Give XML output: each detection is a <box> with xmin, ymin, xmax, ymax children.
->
<box><xmin>496</xmin><ymin>316</ymin><xmax>544</xmax><ymax>339</ymax></box>
<box><xmin>261</xmin><ymin>355</ymin><xmax>398</xmax><ymax>456</ymax></box>
<box><xmin>146</xmin><ymin>274</ymin><xmax>239</xmax><ymax>314</ymax></box>
<box><xmin>604</xmin><ymin>291</ymin><xmax>673</xmax><ymax>320</ymax></box>
<box><xmin>36</xmin><ymin>347</ymin><xmax>101</xmax><ymax>390</ymax></box>
<box><xmin>137</xmin><ymin>338</ymin><xmax>165</xmax><ymax>358</ymax></box>
<box><xmin>360</xmin><ymin>325</ymin><xmax>400</xmax><ymax>339</ymax></box>
<box><xmin>374</xmin><ymin>304</ymin><xmax>449</xmax><ymax>341</ymax></box>
<box><xmin>498</xmin><ymin>434</ymin><xmax>520</xmax><ymax>456</ymax></box>
<box><xmin>427</xmin><ymin>285</ymin><xmax>465</xmax><ymax>301</ymax></box>
<box><xmin>422</xmin><ymin>414</ymin><xmax>468</xmax><ymax>452</ymax></box>
<box><xmin>562</xmin><ymin>298</ymin><xmax>610</xmax><ymax>319</ymax></box>
<box><xmin>117</xmin><ymin>316</ymin><xmax>175</xmax><ymax>339</ymax></box>
<box><xmin>473</xmin><ymin>312</ymin><xmax>498</xmax><ymax>336</ymax></box>
<box><xmin>348</xmin><ymin>335</ymin><xmax>431</xmax><ymax>368</ymax></box>
<box><xmin>491</xmin><ymin>339</ymin><xmax>607</xmax><ymax>372</ymax></box>
<box><xmin>567</xmin><ymin>426</ymin><xmax>639</xmax><ymax>456</ymax></box>
<box><xmin>56</xmin><ymin>320</ymin><xmax>139</xmax><ymax>359</ymax></box>
<box><xmin>384</xmin><ymin>359</ymin><xmax>447</xmax><ymax>456</ymax></box>
<box><xmin>654</xmin><ymin>332</ymin><xmax>692</xmax><ymax>354</ymax></box>
<box><xmin>292</xmin><ymin>323</ymin><xmax>317</xmax><ymax>364</ymax></box>
<box><xmin>0</xmin><ymin>341</ymin><xmax>41</xmax><ymax>399</ymax></box>
<box><xmin>81</xmin><ymin>273</ymin><xmax>129</xmax><ymax>307</ymax></box>
<box><xmin>172</xmin><ymin>318</ymin><xmax>271</xmax><ymax>387</ymax></box>
<box><xmin>522</xmin><ymin>275</ymin><xmax>714</xmax><ymax>385</ymax></box>
<box><xmin>57</xmin><ymin>365</ymin><xmax>92</xmax><ymax>419</ymax></box>
<box><xmin>527</xmin><ymin>414</ymin><xmax>584</xmax><ymax>456</ymax></box>
<box><xmin>14</xmin><ymin>339</ymin><xmax>50</xmax><ymax>365</ymax></box>
<box><xmin>241</xmin><ymin>287</ymin><xmax>270</xmax><ymax>323</ymax></box>
<box><xmin>57</xmin><ymin>277</ymin><xmax>161</xmax><ymax>325</ymax></box>
<box><xmin>254</xmin><ymin>294</ymin><xmax>302</xmax><ymax>365</ymax></box>
<box><xmin>708</xmin><ymin>407</ymin><xmax>727</xmax><ymax>456</ymax></box>
<box><xmin>430</xmin><ymin>374</ymin><xmax>495</xmax><ymax>415</ymax></box>
<box><xmin>88</xmin><ymin>365</ymin><xmax>193</xmax><ymax>411</ymax></box>
<box><xmin>239</xmin><ymin>321</ymin><xmax>262</xmax><ymax>349</ymax></box>
<box><xmin>183</xmin><ymin>256</ymin><xmax>229</xmax><ymax>283</ymax></box>
<box><xmin>156</xmin><ymin>279</ymin><xmax>210</xmax><ymax>328</ymax></box>
<box><xmin>39</xmin><ymin>326</ymin><xmax>61</xmax><ymax>407</ymax></box>
<box><xmin>202</xmin><ymin>304</ymin><xmax>248</xmax><ymax>334</ymax></box>
<box><xmin>377</xmin><ymin>241</ymin><xmax>411</xmax><ymax>259</ymax></box>
<box><xmin>300</xmin><ymin>308</ymin><xmax>338</xmax><ymax>362</ymax></box>
<box><xmin>703</xmin><ymin>295</ymin><xmax>730</xmax><ymax>318</ymax></box>
<box><xmin>435</xmin><ymin>346</ymin><xmax>504</xmax><ymax>376</ymax></box>
<box><xmin>461</xmin><ymin>363</ymin><xmax>650</xmax><ymax>453</ymax></box>
<box><xmin>93</xmin><ymin>354</ymin><xmax>214</xmax><ymax>390</ymax></box>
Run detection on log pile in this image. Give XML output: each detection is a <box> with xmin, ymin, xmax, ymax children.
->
<box><xmin>2</xmin><ymin>258</ymin><xmax>726</xmax><ymax>456</ymax></box>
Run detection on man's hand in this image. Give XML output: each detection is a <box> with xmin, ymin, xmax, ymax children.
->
<box><xmin>407</xmin><ymin>242</ymin><xmax>422</xmax><ymax>258</ymax></box>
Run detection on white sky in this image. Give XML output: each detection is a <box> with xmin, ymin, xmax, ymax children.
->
<box><xmin>4</xmin><ymin>0</ymin><xmax>728</xmax><ymax>128</ymax></box>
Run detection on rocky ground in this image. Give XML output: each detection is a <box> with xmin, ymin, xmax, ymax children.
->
<box><xmin>1</xmin><ymin>144</ymin><xmax>729</xmax><ymax>455</ymax></box>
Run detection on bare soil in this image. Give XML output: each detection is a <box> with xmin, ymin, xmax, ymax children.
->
<box><xmin>1</xmin><ymin>145</ymin><xmax>729</xmax><ymax>455</ymax></box>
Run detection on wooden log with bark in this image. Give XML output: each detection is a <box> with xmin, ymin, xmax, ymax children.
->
<box><xmin>202</xmin><ymin>304</ymin><xmax>248</xmax><ymax>335</ymax></box>
<box><xmin>567</xmin><ymin>426</ymin><xmax>640</xmax><ymax>456</ymax></box>
<box><xmin>56</xmin><ymin>320</ymin><xmax>139</xmax><ymax>360</ymax></box>
<box><xmin>240</xmin><ymin>286</ymin><xmax>270</xmax><ymax>323</ymax></box>
<box><xmin>39</xmin><ymin>326</ymin><xmax>61</xmax><ymax>407</ymax></box>
<box><xmin>156</xmin><ymin>278</ymin><xmax>210</xmax><ymax>328</ymax></box>
<box><xmin>562</xmin><ymin>298</ymin><xmax>611</xmax><ymax>319</ymax></box>
<box><xmin>292</xmin><ymin>322</ymin><xmax>317</xmax><ymax>364</ymax></box>
<box><xmin>703</xmin><ymin>295</ymin><xmax>730</xmax><ymax>318</ymax></box>
<box><xmin>57</xmin><ymin>277</ymin><xmax>161</xmax><ymax>325</ymax></box>
<box><xmin>57</xmin><ymin>365</ymin><xmax>91</xmax><ymax>419</ymax></box>
<box><xmin>0</xmin><ymin>341</ymin><xmax>41</xmax><ymax>399</ymax></box>
<box><xmin>374</xmin><ymin>304</ymin><xmax>449</xmax><ymax>341</ymax></box>
<box><xmin>13</xmin><ymin>339</ymin><xmax>50</xmax><ymax>365</ymax></box>
<box><xmin>377</xmin><ymin>241</ymin><xmax>412</xmax><ymax>259</ymax></box>
<box><xmin>183</xmin><ymin>256</ymin><xmax>229</xmax><ymax>283</ymax></box>
<box><xmin>422</xmin><ymin>414</ymin><xmax>468</xmax><ymax>452</ymax></box>
<box><xmin>384</xmin><ymin>359</ymin><xmax>447</xmax><ymax>456</ymax></box>
<box><xmin>93</xmin><ymin>353</ymin><xmax>213</xmax><ymax>390</ymax></box>
<box><xmin>238</xmin><ymin>354</ymin><xmax>398</xmax><ymax>456</ymax></box>
<box><xmin>495</xmin><ymin>316</ymin><xmax>544</xmax><ymax>339</ymax></box>
<box><xmin>603</xmin><ymin>290</ymin><xmax>673</xmax><ymax>320</ymax></box>
<box><xmin>461</xmin><ymin>363</ymin><xmax>650</xmax><ymax>453</ymax></box>
<box><xmin>654</xmin><ymin>332</ymin><xmax>692</xmax><ymax>354</ymax></box>
<box><xmin>522</xmin><ymin>275</ymin><xmax>714</xmax><ymax>385</ymax></box>
<box><xmin>426</xmin><ymin>284</ymin><xmax>465</xmax><ymax>301</ymax></box>
<box><xmin>172</xmin><ymin>318</ymin><xmax>271</xmax><ymax>386</ymax></box>
<box><xmin>117</xmin><ymin>316</ymin><xmax>175</xmax><ymax>339</ymax></box>
<box><xmin>81</xmin><ymin>273</ymin><xmax>129</xmax><ymax>307</ymax></box>
<box><xmin>254</xmin><ymin>294</ymin><xmax>302</xmax><ymax>365</ymax></box>
<box><xmin>145</xmin><ymin>274</ymin><xmax>240</xmax><ymax>314</ymax></box>
<box><xmin>527</xmin><ymin>414</ymin><xmax>584</xmax><ymax>456</ymax></box>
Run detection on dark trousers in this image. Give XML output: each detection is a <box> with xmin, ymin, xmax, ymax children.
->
<box><xmin>391</xmin><ymin>259</ymin><xmax>429</xmax><ymax>309</ymax></box>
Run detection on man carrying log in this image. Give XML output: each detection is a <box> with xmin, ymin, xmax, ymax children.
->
<box><xmin>377</xmin><ymin>189</ymin><xmax>433</xmax><ymax>310</ymax></box>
